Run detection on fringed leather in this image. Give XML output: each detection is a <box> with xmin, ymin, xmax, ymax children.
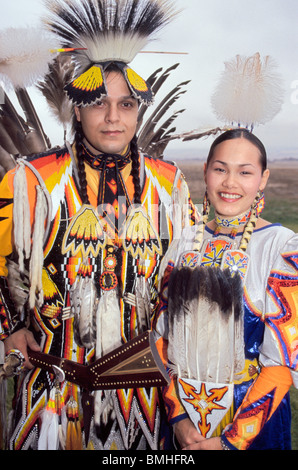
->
<box><xmin>13</xmin><ymin>161</ymin><xmax>31</xmax><ymax>273</ymax></box>
<box><xmin>29</xmin><ymin>185</ymin><xmax>47</xmax><ymax>309</ymax></box>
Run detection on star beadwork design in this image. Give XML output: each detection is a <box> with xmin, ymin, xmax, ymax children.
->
<box><xmin>201</xmin><ymin>239</ymin><xmax>233</xmax><ymax>267</ymax></box>
<box><xmin>179</xmin><ymin>379</ymin><xmax>229</xmax><ymax>437</ymax></box>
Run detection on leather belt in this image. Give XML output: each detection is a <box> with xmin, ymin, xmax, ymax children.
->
<box><xmin>28</xmin><ymin>330</ymin><xmax>169</xmax><ymax>391</ymax></box>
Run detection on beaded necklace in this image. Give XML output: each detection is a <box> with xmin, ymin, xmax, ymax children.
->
<box><xmin>213</xmin><ymin>210</ymin><xmax>251</xmax><ymax>239</ymax></box>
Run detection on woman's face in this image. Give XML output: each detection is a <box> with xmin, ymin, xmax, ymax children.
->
<box><xmin>75</xmin><ymin>71</ymin><xmax>139</xmax><ymax>155</ymax></box>
<box><xmin>204</xmin><ymin>137</ymin><xmax>270</xmax><ymax>218</ymax></box>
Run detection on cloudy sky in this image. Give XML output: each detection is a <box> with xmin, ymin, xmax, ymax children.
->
<box><xmin>1</xmin><ymin>0</ymin><xmax>298</xmax><ymax>160</ymax></box>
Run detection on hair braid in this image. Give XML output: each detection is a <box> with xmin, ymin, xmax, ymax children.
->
<box><xmin>238</xmin><ymin>194</ymin><xmax>260</xmax><ymax>252</ymax></box>
<box><xmin>193</xmin><ymin>190</ymin><xmax>210</xmax><ymax>251</ymax></box>
<box><xmin>74</xmin><ymin>120</ymin><xmax>90</xmax><ymax>205</ymax></box>
<box><xmin>130</xmin><ymin>135</ymin><xmax>142</xmax><ymax>205</ymax></box>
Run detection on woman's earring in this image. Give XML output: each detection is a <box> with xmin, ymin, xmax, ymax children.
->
<box><xmin>254</xmin><ymin>190</ymin><xmax>265</xmax><ymax>217</ymax></box>
<box><xmin>203</xmin><ymin>190</ymin><xmax>210</xmax><ymax>216</ymax></box>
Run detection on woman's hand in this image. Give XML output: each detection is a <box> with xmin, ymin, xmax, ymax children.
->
<box><xmin>182</xmin><ymin>436</ymin><xmax>222</xmax><ymax>450</ymax></box>
<box><xmin>4</xmin><ymin>328</ymin><xmax>40</xmax><ymax>369</ymax></box>
<box><xmin>174</xmin><ymin>418</ymin><xmax>205</xmax><ymax>448</ymax></box>
<box><xmin>174</xmin><ymin>418</ymin><xmax>223</xmax><ymax>450</ymax></box>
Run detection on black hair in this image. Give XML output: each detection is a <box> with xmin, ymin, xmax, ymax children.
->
<box><xmin>74</xmin><ymin>120</ymin><xmax>90</xmax><ymax>204</ymax></box>
<box><xmin>206</xmin><ymin>128</ymin><xmax>267</xmax><ymax>173</ymax></box>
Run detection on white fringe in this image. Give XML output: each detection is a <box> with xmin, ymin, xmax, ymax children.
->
<box><xmin>13</xmin><ymin>162</ymin><xmax>31</xmax><ymax>274</ymax></box>
<box><xmin>29</xmin><ymin>185</ymin><xmax>47</xmax><ymax>309</ymax></box>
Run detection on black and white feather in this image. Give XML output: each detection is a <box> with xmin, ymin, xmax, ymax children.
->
<box><xmin>37</xmin><ymin>54</ymin><xmax>75</xmax><ymax>133</ymax></box>
<box><xmin>43</xmin><ymin>0</ymin><xmax>178</xmax><ymax>72</ymax></box>
<box><xmin>167</xmin><ymin>265</ymin><xmax>245</xmax><ymax>384</ymax></box>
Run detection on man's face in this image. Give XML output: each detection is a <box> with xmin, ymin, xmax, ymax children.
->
<box><xmin>75</xmin><ymin>71</ymin><xmax>139</xmax><ymax>155</ymax></box>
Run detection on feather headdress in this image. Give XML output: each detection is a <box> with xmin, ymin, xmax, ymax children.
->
<box><xmin>211</xmin><ymin>52</ymin><xmax>284</xmax><ymax>131</ymax></box>
<box><xmin>43</xmin><ymin>0</ymin><xmax>178</xmax><ymax>106</ymax></box>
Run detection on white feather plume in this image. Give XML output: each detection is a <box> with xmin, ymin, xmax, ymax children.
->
<box><xmin>211</xmin><ymin>52</ymin><xmax>284</xmax><ymax>128</ymax></box>
<box><xmin>71</xmin><ymin>32</ymin><xmax>149</xmax><ymax>74</ymax></box>
<box><xmin>0</xmin><ymin>27</ymin><xmax>57</xmax><ymax>90</ymax></box>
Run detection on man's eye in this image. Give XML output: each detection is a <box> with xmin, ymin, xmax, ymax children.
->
<box><xmin>92</xmin><ymin>102</ymin><xmax>104</xmax><ymax>108</ymax></box>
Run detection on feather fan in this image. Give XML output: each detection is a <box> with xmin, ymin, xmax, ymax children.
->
<box><xmin>167</xmin><ymin>265</ymin><xmax>245</xmax><ymax>383</ymax></box>
<box><xmin>0</xmin><ymin>27</ymin><xmax>57</xmax><ymax>90</ymax></box>
<box><xmin>211</xmin><ymin>52</ymin><xmax>284</xmax><ymax>129</ymax></box>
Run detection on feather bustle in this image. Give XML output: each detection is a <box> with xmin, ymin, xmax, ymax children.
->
<box><xmin>37</xmin><ymin>54</ymin><xmax>74</xmax><ymax>131</ymax></box>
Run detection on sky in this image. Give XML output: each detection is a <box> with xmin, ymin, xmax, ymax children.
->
<box><xmin>1</xmin><ymin>0</ymin><xmax>298</xmax><ymax>160</ymax></box>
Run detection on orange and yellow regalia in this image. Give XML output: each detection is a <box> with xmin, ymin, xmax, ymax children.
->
<box><xmin>0</xmin><ymin>145</ymin><xmax>196</xmax><ymax>450</ymax></box>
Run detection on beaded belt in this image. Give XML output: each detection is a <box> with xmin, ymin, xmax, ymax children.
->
<box><xmin>28</xmin><ymin>330</ymin><xmax>169</xmax><ymax>390</ymax></box>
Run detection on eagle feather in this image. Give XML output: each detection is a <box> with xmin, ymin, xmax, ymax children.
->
<box><xmin>167</xmin><ymin>266</ymin><xmax>245</xmax><ymax>383</ymax></box>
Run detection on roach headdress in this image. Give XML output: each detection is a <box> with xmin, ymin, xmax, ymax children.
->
<box><xmin>43</xmin><ymin>0</ymin><xmax>177</xmax><ymax>107</ymax></box>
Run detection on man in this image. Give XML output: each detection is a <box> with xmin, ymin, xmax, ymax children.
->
<box><xmin>0</xmin><ymin>0</ymin><xmax>196</xmax><ymax>450</ymax></box>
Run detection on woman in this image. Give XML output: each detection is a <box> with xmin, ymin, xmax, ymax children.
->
<box><xmin>154</xmin><ymin>128</ymin><xmax>298</xmax><ymax>450</ymax></box>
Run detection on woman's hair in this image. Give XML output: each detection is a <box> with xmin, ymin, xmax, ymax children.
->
<box><xmin>206</xmin><ymin>128</ymin><xmax>267</xmax><ymax>173</ymax></box>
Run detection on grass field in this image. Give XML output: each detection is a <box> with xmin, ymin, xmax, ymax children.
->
<box><xmin>179</xmin><ymin>159</ymin><xmax>298</xmax><ymax>449</ymax></box>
